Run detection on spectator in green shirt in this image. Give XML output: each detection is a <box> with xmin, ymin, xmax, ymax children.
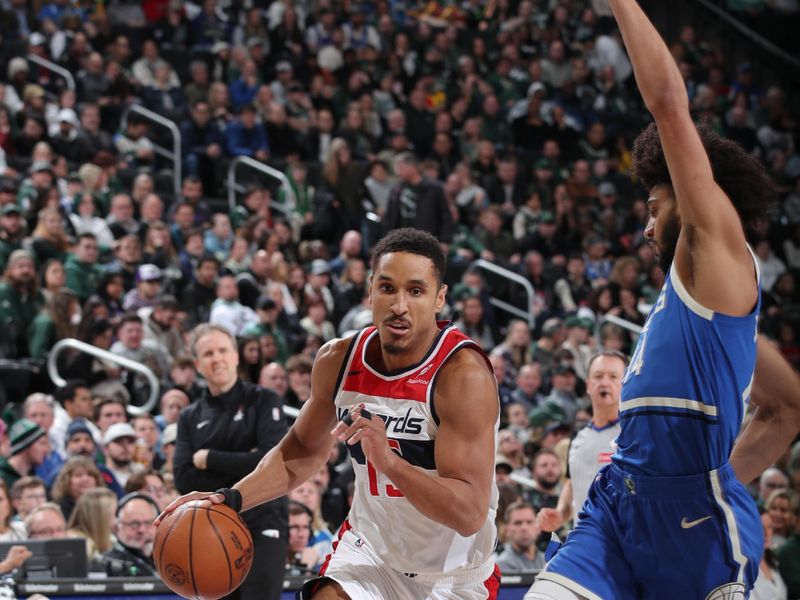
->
<box><xmin>65</xmin><ymin>233</ymin><xmax>103</xmax><ymax>302</ymax></box>
<box><xmin>0</xmin><ymin>205</ymin><xmax>25</xmax><ymax>273</ymax></box>
<box><xmin>0</xmin><ymin>250</ymin><xmax>44</xmax><ymax>358</ymax></box>
<box><xmin>28</xmin><ymin>288</ymin><xmax>80</xmax><ymax>359</ymax></box>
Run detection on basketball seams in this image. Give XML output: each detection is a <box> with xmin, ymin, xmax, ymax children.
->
<box><xmin>205</xmin><ymin>507</ymin><xmax>234</xmax><ymax>594</ymax></box>
<box><xmin>155</xmin><ymin>508</ymin><xmax>184</xmax><ymax>573</ymax></box>
<box><xmin>206</xmin><ymin>504</ymin><xmax>251</xmax><ymax>543</ymax></box>
<box><xmin>188</xmin><ymin>505</ymin><xmax>201</xmax><ymax>600</ymax></box>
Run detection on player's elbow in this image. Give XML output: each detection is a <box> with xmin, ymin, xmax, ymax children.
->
<box><xmin>455</xmin><ymin>506</ymin><xmax>488</xmax><ymax>537</ymax></box>
<box><xmin>647</xmin><ymin>90</ymin><xmax>688</xmax><ymax>120</ymax></box>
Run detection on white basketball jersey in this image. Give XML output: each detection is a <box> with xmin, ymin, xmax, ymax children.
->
<box><xmin>331</xmin><ymin>322</ymin><xmax>499</xmax><ymax>575</ymax></box>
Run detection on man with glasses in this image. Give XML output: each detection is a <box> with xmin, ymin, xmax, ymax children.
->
<box><xmin>10</xmin><ymin>476</ymin><xmax>47</xmax><ymax>522</ymax></box>
<box><xmin>103</xmin><ymin>494</ymin><xmax>158</xmax><ymax>576</ymax></box>
<box><xmin>25</xmin><ymin>503</ymin><xmax>67</xmax><ymax>539</ymax></box>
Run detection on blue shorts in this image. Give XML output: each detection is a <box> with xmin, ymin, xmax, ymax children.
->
<box><xmin>537</xmin><ymin>463</ymin><xmax>762</xmax><ymax>600</ymax></box>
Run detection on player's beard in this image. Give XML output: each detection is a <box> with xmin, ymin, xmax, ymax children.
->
<box><xmin>655</xmin><ymin>213</ymin><xmax>681</xmax><ymax>275</ymax></box>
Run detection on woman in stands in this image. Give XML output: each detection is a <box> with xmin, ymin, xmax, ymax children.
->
<box><xmin>28</xmin><ymin>287</ymin><xmax>80</xmax><ymax>359</ymax></box>
<box><xmin>30</xmin><ymin>207</ymin><xmax>71</xmax><ymax>266</ymax></box>
<box><xmin>0</xmin><ymin>481</ymin><xmax>26</xmax><ymax>541</ymax></box>
<box><xmin>51</xmin><ymin>457</ymin><xmax>105</xmax><ymax>522</ymax></box>
<box><xmin>67</xmin><ymin>487</ymin><xmax>117</xmax><ymax>560</ymax></box>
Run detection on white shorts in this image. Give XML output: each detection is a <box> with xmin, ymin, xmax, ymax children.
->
<box><xmin>312</xmin><ymin>528</ymin><xmax>501</xmax><ymax>600</ymax></box>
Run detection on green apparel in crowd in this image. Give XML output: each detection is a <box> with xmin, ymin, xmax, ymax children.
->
<box><xmin>0</xmin><ymin>282</ymin><xmax>45</xmax><ymax>357</ymax></box>
<box><xmin>27</xmin><ymin>311</ymin><xmax>57</xmax><ymax>359</ymax></box>
<box><xmin>0</xmin><ymin>237</ymin><xmax>21</xmax><ymax>273</ymax></box>
<box><xmin>64</xmin><ymin>254</ymin><xmax>104</xmax><ymax>301</ymax></box>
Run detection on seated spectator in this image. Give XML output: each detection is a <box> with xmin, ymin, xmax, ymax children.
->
<box><xmin>67</xmin><ymin>487</ymin><xmax>117</xmax><ymax>560</ymax></box>
<box><xmin>102</xmin><ymin>423</ymin><xmax>138</xmax><ymax>491</ymax></box>
<box><xmin>285</xmin><ymin>501</ymin><xmax>317</xmax><ymax>576</ymax></box>
<box><xmin>0</xmin><ymin>420</ymin><xmax>49</xmax><ymax>489</ymax></box>
<box><xmin>288</xmin><ymin>480</ymin><xmax>333</xmax><ymax>571</ymax></box>
<box><xmin>28</xmin><ymin>288</ymin><xmax>79</xmax><ymax>359</ymax></box>
<box><xmin>51</xmin><ymin>456</ymin><xmax>105</xmax><ymax>522</ymax></box>
<box><xmin>132</xmin><ymin>39</ymin><xmax>179</xmax><ymax>90</ymax></box>
<box><xmin>454</xmin><ymin>294</ymin><xmax>496</xmax><ymax>352</ymax></box>
<box><xmin>0</xmin><ymin>251</ymin><xmax>45</xmax><ymax>357</ymax></box>
<box><xmin>123</xmin><ymin>470</ymin><xmax>173</xmax><ymax>512</ymax></box>
<box><xmin>69</xmin><ymin>195</ymin><xmax>114</xmax><ymax>251</ymax></box>
<box><xmin>25</xmin><ymin>503</ymin><xmax>67</xmax><ymax>539</ymax></box>
<box><xmin>204</xmin><ymin>213</ymin><xmax>234</xmax><ymax>262</ymax></box>
<box><xmin>224</xmin><ymin>104</ymin><xmax>269</xmax><ymax>161</ymax></box>
<box><xmin>155</xmin><ymin>389</ymin><xmax>189</xmax><ymax>431</ymax></box>
<box><xmin>103</xmin><ymin>493</ymin><xmax>158</xmax><ymax>576</ymax></box>
<box><xmin>123</xmin><ymin>264</ymin><xmax>163</xmax><ymax>312</ymax></box>
<box><xmin>0</xmin><ymin>481</ymin><xmax>26</xmax><ymax>541</ymax></box>
<box><xmin>63</xmin><ymin>233</ymin><xmax>103</xmax><ymax>302</ymax></box>
<box><xmin>495</xmin><ymin>501</ymin><xmax>545</xmax><ymax>572</ymax></box>
<box><xmin>209</xmin><ymin>274</ymin><xmax>260</xmax><ymax>337</ymax></box>
<box><xmin>180</xmin><ymin>101</ymin><xmax>223</xmax><ymax>188</ymax></box>
<box><xmin>110</xmin><ymin>312</ymin><xmax>169</xmax><ymax>380</ymax></box>
<box><xmin>10</xmin><ymin>477</ymin><xmax>47</xmax><ymax>524</ymax></box>
<box><xmin>114</xmin><ymin>113</ymin><xmax>154</xmax><ymax>170</ymax></box>
<box><xmin>299</xmin><ymin>299</ymin><xmax>336</xmax><ymax>342</ymax></box>
<box><xmin>766</xmin><ymin>489</ymin><xmax>798</xmax><ymax>549</ymax></box>
<box><xmin>142</xmin><ymin>64</ymin><xmax>187</xmax><ymax>123</ymax></box>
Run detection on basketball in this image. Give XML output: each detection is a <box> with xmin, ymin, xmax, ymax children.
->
<box><xmin>153</xmin><ymin>502</ymin><xmax>254</xmax><ymax>600</ymax></box>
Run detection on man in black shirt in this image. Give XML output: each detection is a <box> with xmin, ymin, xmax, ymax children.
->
<box><xmin>384</xmin><ymin>152</ymin><xmax>453</xmax><ymax>245</ymax></box>
<box><xmin>174</xmin><ymin>324</ymin><xmax>287</xmax><ymax>600</ymax></box>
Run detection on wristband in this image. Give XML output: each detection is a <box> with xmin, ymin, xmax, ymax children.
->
<box><xmin>215</xmin><ymin>487</ymin><xmax>243</xmax><ymax>513</ymax></box>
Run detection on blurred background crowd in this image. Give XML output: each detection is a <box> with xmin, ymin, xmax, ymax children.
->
<box><xmin>0</xmin><ymin>0</ymin><xmax>798</xmax><ymax>595</ymax></box>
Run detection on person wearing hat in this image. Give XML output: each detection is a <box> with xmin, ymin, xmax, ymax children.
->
<box><xmin>304</xmin><ymin>258</ymin><xmax>335</xmax><ymax>314</ymax></box>
<box><xmin>0</xmin><ymin>249</ymin><xmax>44</xmax><ymax>357</ymax></box>
<box><xmin>103</xmin><ymin>423</ymin><xmax>138</xmax><ymax>490</ymax></box>
<box><xmin>0</xmin><ymin>205</ymin><xmax>25</xmax><ymax>273</ymax></box>
<box><xmin>50</xmin><ymin>108</ymin><xmax>90</xmax><ymax>163</ymax></box>
<box><xmin>122</xmin><ymin>263</ymin><xmax>163</xmax><ymax>312</ymax></box>
<box><xmin>543</xmin><ymin>364</ymin><xmax>581</xmax><ymax>424</ymax></box>
<box><xmin>0</xmin><ymin>419</ymin><xmax>50</xmax><ymax>489</ymax></box>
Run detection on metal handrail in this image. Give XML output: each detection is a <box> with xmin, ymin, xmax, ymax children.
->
<box><xmin>599</xmin><ymin>314</ymin><xmax>644</xmax><ymax>336</ymax></box>
<box><xmin>47</xmin><ymin>338</ymin><xmax>159</xmax><ymax>416</ymax></box>
<box><xmin>509</xmin><ymin>472</ymin><xmax>536</xmax><ymax>490</ymax></box>
<box><xmin>472</xmin><ymin>259</ymin><xmax>536</xmax><ymax>330</ymax></box>
<box><xmin>26</xmin><ymin>54</ymin><xmax>75</xmax><ymax>91</ymax></box>
<box><xmin>227</xmin><ymin>155</ymin><xmax>296</xmax><ymax>218</ymax></box>
<box><xmin>122</xmin><ymin>105</ymin><xmax>182</xmax><ymax>199</ymax></box>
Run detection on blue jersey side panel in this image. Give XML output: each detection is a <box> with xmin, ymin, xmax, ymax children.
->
<box><xmin>614</xmin><ymin>264</ymin><xmax>759</xmax><ymax>476</ymax></box>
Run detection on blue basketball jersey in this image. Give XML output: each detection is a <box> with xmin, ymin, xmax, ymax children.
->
<box><xmin>615</xmin><ymin>255</ymin><xmax>760</xmax><ymax>476</ymax></box>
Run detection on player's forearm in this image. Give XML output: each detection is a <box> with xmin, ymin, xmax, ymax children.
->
<box><xmin>730</xmin><ymin>407</ymin><xmax>797</xmax><ymax>485</ymax></box>
<box><xmin>383</xmin><ymin>458</ymin><xmax>489</xmax><ymax>537</ymax></box>
<box><xmin>608</xmin><ymin>0</ymin><xmax>688</xmax><ymax>115</ymax></box>
<box><xmin>234</xmin><ymin>429</ymin><xmax>330</xmax><ymax>511</ymax></box>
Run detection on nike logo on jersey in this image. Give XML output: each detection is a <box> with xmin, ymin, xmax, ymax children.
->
<box><xmin>681</xmin><ymin>516</ymin><xmax>711</xmax><ymax>529</ymax></box>
<box><xmin>197</xmin><ymin>420</ymin><xmax>210</xmax><ymax>429</ymax></box>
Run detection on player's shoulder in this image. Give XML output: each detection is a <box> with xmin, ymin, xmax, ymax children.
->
<box><xmin>313</xmin><ymin>332</ymin><xmax>360</xmax><ymax>372</ymax></box>
<box><xmin>436</xmin><ymin>345</ymin><xmax>496</xmax><ymax>401</ymax></box>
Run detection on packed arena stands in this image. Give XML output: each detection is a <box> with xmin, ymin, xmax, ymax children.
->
<box><xmin>0</xmin><ymin>0</ymin><xmax>799</xmax><ymax>596</ymax></box>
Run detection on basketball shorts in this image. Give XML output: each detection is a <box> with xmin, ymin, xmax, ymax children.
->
<box><xmin>530</xmin><ymin>463</ymin><xmax>762</xmax><ymax>600</ymax></box>
<box><xmin>300</xmin><ymin>523</ymin><xmax>501</xmax><ymax>600</ymax></box>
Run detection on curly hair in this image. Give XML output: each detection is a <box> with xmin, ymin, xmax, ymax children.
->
<box><xmin>371</xmin><ymin>228</ymin><xmax>446</xmax><ymax>287</ymax></box>
<box><xmin>632</xmin><ymin>122</ymin><xmax>774</xmax><ymax>232</ymax></box>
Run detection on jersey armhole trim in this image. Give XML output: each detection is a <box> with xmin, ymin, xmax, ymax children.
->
<box><xmin>669</xmin><ymin>243</ymin><xmax>761</xmax><ymax>321</ymax></box>
<box><xmin>331</xmin><ymin>332</ymin><xmax>362</xmax><ymax>404</ymax></box>
<box><xmin>427</xmin><ymin>341</ymin><xmax>496</xmax><ymax>427</ymax></box>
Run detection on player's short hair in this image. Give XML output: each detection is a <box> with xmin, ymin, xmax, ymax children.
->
<box><xmin>587</xmin><ymin>350</ymin><xmax>629</xmax><ymax>373</ymax></box>
<box><xmin>371</xmin><ymin>228</ymin><xmax>446</xmax><ymax>287</ymax></box>
<box><xmin>632</xmin><ymin>121</ymin><xmax>774</xmax><ymax>233</ymax></box>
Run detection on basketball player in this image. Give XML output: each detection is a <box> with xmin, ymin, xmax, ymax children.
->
<box><xmin>158</xmin><ymin>228</ymin><xmax>502</xmax><ymax>600</ymax></box>
<box><xmin>524</xmin><ymin>2</ymin><xmax>800</xmax><ymax>599</ymax></box>
<box><xmin>537</xmin><ymin>351</ymin><xmax>626</xmax><ymax>534</ymax></box>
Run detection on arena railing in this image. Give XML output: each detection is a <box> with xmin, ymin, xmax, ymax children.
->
<box><xmin>226</xmin><ymin>155</ymin><xmax>296</xmax><ymax>219</ymax></box>
<box><xmin>598</xmin><ymin>314</ymin><xmax>644</xmax><ymax>337</ymax></box>
<box><xmin>121</xmin><ymin>105</ymin><xmax>182</xmax><ymax>200</ymax></box>
<box><xmin>47</xmin><ymin>338</ymin><xmax>159</xmax><ymax>416</ymax></box>
<box><xmin>471</xmin><ymin>259</ymin><xmax>536</xmax><ymax>330</ymax></box>
<box><xmin>26</xmin><ymin>53</ymin><xmax>75</xmax><ymax>91</ymax></box>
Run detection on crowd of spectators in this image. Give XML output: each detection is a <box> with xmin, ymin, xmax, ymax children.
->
<box><xmin>0</xmin><ymin>0</ymin><xmax>798</xmax><ymax>591</ymax></box>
